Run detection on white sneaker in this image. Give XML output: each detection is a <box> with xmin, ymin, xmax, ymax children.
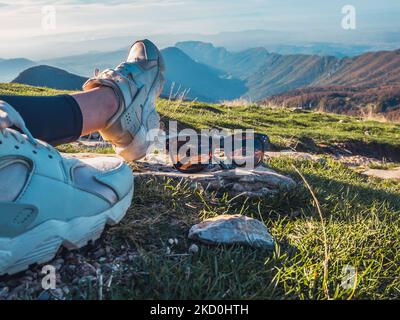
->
<box><xmin>0</xmin><ymin>101</ymin><xmax>134</xmax><ymax>275</ymax></box>
<box><xmin>83</xmin><ymin>39</ymin><xmax>165</xmax><ymax>161</ymax></box>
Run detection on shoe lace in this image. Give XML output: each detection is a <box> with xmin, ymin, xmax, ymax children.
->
<box><xmin>0</xmin><ymin>100</ymin><xmax>53</xmax><ymax>152</ymax></box>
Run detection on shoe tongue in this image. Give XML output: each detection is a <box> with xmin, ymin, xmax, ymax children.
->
<box><xmin>0</xmin><ymin>101</ymin><xmax>38</xmax><ymax>145</ymax></box>
<box><xmin>127</xmin><ymin>42</ymin><xmax>147</xmax><ymax>63</ymax></box>
<box><xmin>0</xmin><ymin>101</ymin><xmax>26</xmax><ymax>130</ymax></box>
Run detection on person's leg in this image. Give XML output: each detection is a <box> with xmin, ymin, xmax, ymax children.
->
<box><xmin>1</xmin><ymin>39</ymin><xmax>162</xmax><ymax>161</ymax></box>
<box><xmin>0</xmin><ymin>87</ymin><xmax>118</xmax><ymax>146</ymax></box>
<box><xmin>0</xmin><ymin>39</ymin><xmax>164</xmax><ymax>276</ymax></box>
<box><xmin>71</xmin><ymin>87</ymin><xmax>118</xmax><ymax>136</ymax></box>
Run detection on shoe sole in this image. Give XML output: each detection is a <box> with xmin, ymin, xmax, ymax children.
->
<box><xmin>0</xmin><ymin>186</ymin><xmax>134</xmax><ymax>276</ymax></box>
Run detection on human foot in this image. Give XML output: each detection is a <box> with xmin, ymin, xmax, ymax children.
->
<box><xmin>83</xmin><ymin>39</ymin><xmax>165</xmax><ymax>161</ymax></box>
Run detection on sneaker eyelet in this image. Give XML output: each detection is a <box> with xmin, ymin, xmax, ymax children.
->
<box><xmin>15</xmin><ymin>145</ymin><xmax>20</xmax><ymax>150</ymax></box>
<box><xmin>48</xmin><ymin>155</ymin><xmax>53</xmax><ymax>159</ymax></box>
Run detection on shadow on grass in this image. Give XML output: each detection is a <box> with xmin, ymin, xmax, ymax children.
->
<box><xmin>191</xmin><ymin>104</ymin><xmax>225</xmax><ymax>114</ymax></box>
<box><xmin>262</xmin><ymin>170</ymin><xmax>400</xmax><ymax>223</ymax></box>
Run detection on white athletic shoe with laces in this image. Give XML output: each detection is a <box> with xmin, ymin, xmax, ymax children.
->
<box><xmin>0</xmin><ymin>101</ymin><xmax>134</xmax><ymax>275</ymax></box>
<box><xmin>83</xmin><ymin>39</ymin><xmax>165</xmax><ymax>162</ymax></box>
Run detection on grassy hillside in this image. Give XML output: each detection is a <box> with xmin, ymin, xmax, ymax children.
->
<box><xmin>0</xmin><ymin>82</ymin><xmax>71</xmax><ymax>96</ymax></box>
<box><xmin>1</xmin><ymin>83</ymin><xmax>400</xmax><ymax>300</ymax></box>
<box><xmin>262</xmin><ymin>50</ymin><xmax>400</xmax><ymax>120</ymax></box>
<box><xmin>157</xmin><ymin>100</ymin><xmax>400</xmax><ymax>159</ymax></box>
<box><xmin>12</xmin><ymin>65</ymin><xmax>88</xmax><ymax>91</ymax></box>
<box><xmin>4</xmin><ymin>82</ymin><xmax>400</xmax><ymax>156</ymax></box>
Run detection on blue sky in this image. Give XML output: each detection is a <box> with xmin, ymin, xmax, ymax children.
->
<box><xmin>0</xmin><ymin>0</ymin><xmax>399</xmax><ymax>58</ymax></box>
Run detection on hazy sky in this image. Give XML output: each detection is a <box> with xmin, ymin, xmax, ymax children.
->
<box><xmin>0</xmin><ymin>0</ymin><xmax>399</xmax><ymax>58</ymax></box>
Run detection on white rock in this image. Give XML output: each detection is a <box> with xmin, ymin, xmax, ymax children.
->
<box><xmin>188</xmin><ymin>214</ymin><xmax>274</xmax><ymax>249</ymax></box>
<box><xmin>189</xmin><ymin>244</ymin><xmax>199</xmax><ymax>254</ymax></box>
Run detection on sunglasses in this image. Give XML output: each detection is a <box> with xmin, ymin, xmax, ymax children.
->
<box><xmin>165</xmin><ymin>133</ymin><xmax>270</xmax><ymax>173</ymax></box>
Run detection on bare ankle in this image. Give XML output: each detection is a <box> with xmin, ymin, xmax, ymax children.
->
<box><xmin>71</xmin><ymin>86</ymin><xmax>120</xmax><ymax>136</ymax></box>
<box><xmin>101</xmin><ymin>86</ymin><xmax>119</xmax><ymax>120</ymax></box>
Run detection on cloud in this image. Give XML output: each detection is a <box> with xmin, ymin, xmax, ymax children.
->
<box><xmin>0</xmin><ymin>0</ymin><xmax>399</xmax><ymax>58</ymax></box>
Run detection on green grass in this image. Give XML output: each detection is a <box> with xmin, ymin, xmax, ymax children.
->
<box><xmin>2</xmin><ymin>83</ymin><xmax>400</xmax><ymax>299</ymax></box>
<box><xmin>157</xmin><ymin>100</ymin><xmax>400</xmax><ymax>153</ymax></box>
<box><xmin>92</xmin><ymin>157</ymin><xmax>400</xmax><ymax>300</ymax></box>
<box><xmin>56</xmin><ymin>143</ymin><xmax>115</xmax><ymax>154</ymax></box>
<box><xmin>0</xmin><ymin>83</ymin><xmax>72</xmax><ymax>96</ymax></box>
<box><xmin>3</xmin><ymin>83</ymin><xmax>400</xmax><ymax>154</ymax></box>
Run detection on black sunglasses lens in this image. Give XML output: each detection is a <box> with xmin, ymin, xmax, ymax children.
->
<box><xmin>169</xmin><ymin>136</ymin><xmax>211</xmax><ymax>173</ymax></box>
<box><xmin>173</xmin><ymin>162</ymin><xmax>208</xmax><ymax>173</ymax></box>
<box><xmin>231</xmin><ymin>137</ymin><xmax>265</xmax><ymax>167</ymax></box>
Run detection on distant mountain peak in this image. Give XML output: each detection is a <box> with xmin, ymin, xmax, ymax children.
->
<box><xmin>12</xmin><ymin>65</ymin><xmax>88</xmax><ymax>91</ymax></box>
<box><xmin>0</xmin><ymin>58</ymin><xmax>37</xmax><ymax>82</ymax></box>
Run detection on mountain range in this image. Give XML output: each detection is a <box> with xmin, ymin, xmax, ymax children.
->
<box><xmin>0</xmin><ymin>58</ymin><xmax>36</xmax><ymax>82</ymax></box>
<box><xmin>161</xmin><ymin>47</ymin><xmax>246</xmax><ymax>102</ymax></box>
<box><xmin>176</xmin><ymin>42</ymin><xmax>400</xmax><ymax>118</ymax></box>
<box><xmin>262</xmin><ymin>49</ymin><xmax>400</xmax><ymax>119</ymax></box>
<box><xmin>5</xmin><ymin>29</ymin><xmax>399</xmax><ymax>61</ymax></box>
<box><xmin>8</xmin><ymin>46</ymin><xmax>248</xmax><ymax>102</ymax></box>
<box><xmin>4</xmin><ymin>40</ymin><xmax>400</xmax><ymax>118</ymax></box>
<box><xmin>176</xmin><ymin>42</ymin><xmax>354</xmax><ymax>100</ymax></box>
<box><xmin>12</xmin><ymin>65</ymin><xmax>88</xmax><ymax>91</ymax></box>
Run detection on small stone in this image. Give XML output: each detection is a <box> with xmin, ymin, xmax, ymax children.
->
<box><xmin>62</xmin><ymin>286</ymin><xmax>70</xmax><ymax>296</ymax></box>
<box><xmin>232</xmin><ymin>183</ymin><xmax>246</xmax><ymax>192</ymax></box>
<box><xmin>79</xmin><ymin>262</ymin><xmax>97</xmax><ymax>276</ymax></box>
<box><xmin>93</xmin><ymin>248</ymin><xmax>106</xmax><ymax>259</ymax></box>
<box><xmin>66</xmin><ymin>265</ymin><xmax>77</xmax><ymax>273</ymax></box>
<box><xmin>128</xmin><ymin>255</ymin><xmax>135</xmax><ymax>261</ymax></box>
<box><xmin>189</xmin><ymin>214</ymin><xmax>274</xmax><ymax>249</ymax></box>
<box><xmin>93</xmin><ymin>262</ymin><xmax>101</xmax><ymax>270</ymax></box>
<box><xmin>0</xmin><ymin>287</ymin><xmax>9</xmax><ymax>299</ymax></box>
<box><xmin>188</xmin><ymin>244</ymin><xmax>199</xmax><ymax>254</ymax></box>
<box><xmin>214</xmin><ymin>167</ymin><xmax>296</xmax><ymax>196</ymax></box>
<box><xmin>168</xmin><ymin>239</ymin><xmax>175</xmax><ymax>245</ymax></box>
